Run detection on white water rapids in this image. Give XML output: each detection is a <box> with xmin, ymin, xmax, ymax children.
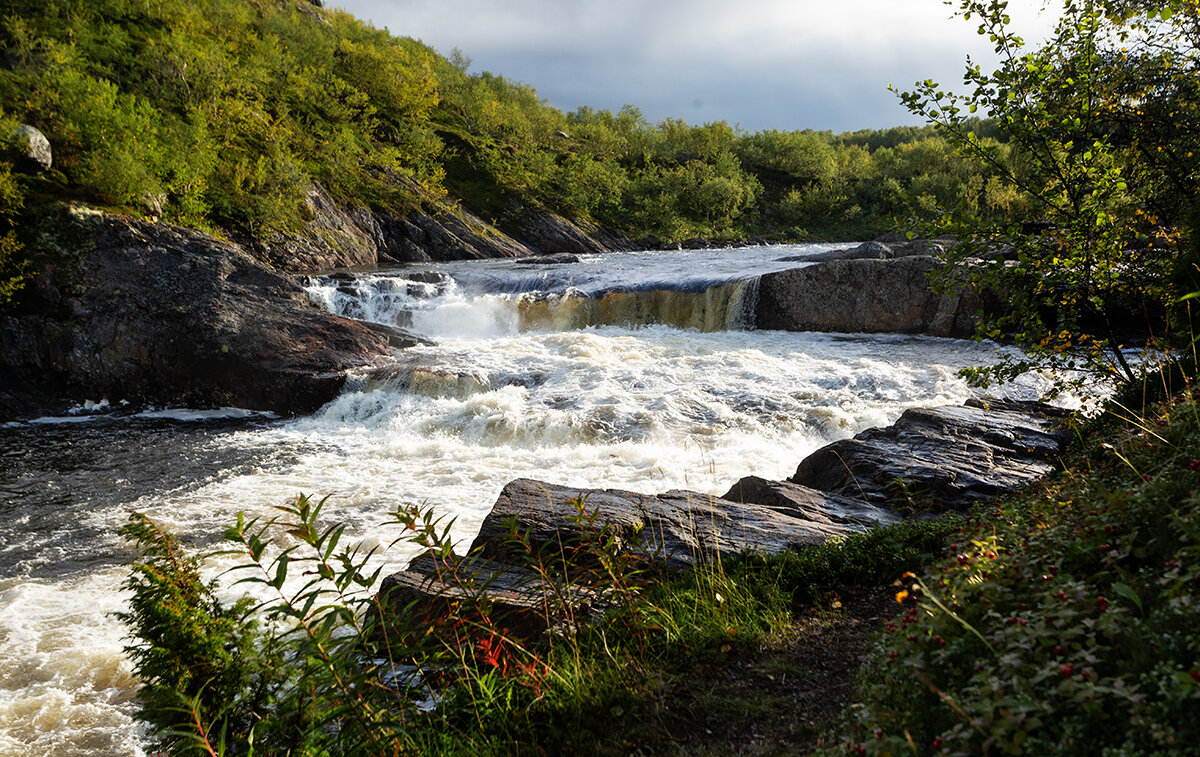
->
<box><xmin>0</xmin><ymin>243</ymin><xmax>1071</xmax><ymax>755</ymax></box>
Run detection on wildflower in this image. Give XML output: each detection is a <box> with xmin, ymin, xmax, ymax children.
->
<box><xmin>895</xmin><ymin>589</ymin><xmax>909</xmax><ymax>603</ymax></box>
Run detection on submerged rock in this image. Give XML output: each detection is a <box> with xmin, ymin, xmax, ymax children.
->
<box><xmin>514</xmin><ymin>252</ymin><xmax>581</xmax><ymax>265</ymax></box>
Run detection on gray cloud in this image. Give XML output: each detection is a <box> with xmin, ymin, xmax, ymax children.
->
<box><xmin>334</xmin><ymin>0</ymin><xmax>1055</xmax><ymax>132</ymax></box>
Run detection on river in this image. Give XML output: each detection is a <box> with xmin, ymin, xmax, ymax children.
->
<box><xmin>0</xmin><ymin>243</ymin><xmax>1064</xmax><ymax>755</ymax></box>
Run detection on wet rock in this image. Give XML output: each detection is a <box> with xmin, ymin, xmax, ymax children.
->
<box><xmin>789</xmin><ymin>399</ymin><xmax>1069</xmax><ymax>511</ymax></box>
<box><xmin>0</xmin><ymin>208</ymin><xmax>408</xmax><ymax>418</ymax></box>
<box><xmin>721</xmin><ymin>476</ymin><xmax>901</xmax><ymax>527</ymax></box>
<box><xmin>514</xmin><ymin>252</ymin><xmax>581</xmax><ymax>265</ymax></box>
<box><xmin>754</xmin><ymin>255</ymin><xmax>979</xmax><ymax>337</ymax></box>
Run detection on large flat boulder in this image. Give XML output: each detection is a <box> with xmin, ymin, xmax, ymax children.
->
<box><xmin>789</xmin><ymin>399</ymin><xmax>1069</xmax><ymax>510</ymax></box>
<box><xmin>720</xmin><ymin>475</ymin><xmax>901</xmax><ymax>527</ymax></box>
<box><xmin>470</xmin><ymin>478</ymin><xmax>865</xmax><ymax>571</ymax></box>
<box><xmin>379</xmin><ymin>400</ymin><xmax>1071</xmax><ymax>636</ymax></box>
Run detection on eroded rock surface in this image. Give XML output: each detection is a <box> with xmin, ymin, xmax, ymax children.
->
<box><xmin>473</xmin><ymin>478</ymin><xmax>862</xmax><ymax>570</ymax></box>
<box><xmin>380</xmin><ymin>400</ymin><xmax>1069</xmax><ymax>632</ymax></box>
<box><xmin>755</xmin><ymin>255</ymin><xmax>979</xmax><ymax>337</ymax></box>
<box><xmin>789</xmin><ymin>399</ymin><xmax>1070</xmax><ymax>510</ymax></box>
<box><xmin>0</xmin><ymin>208</ymin><xmax>417</xmax><ymax>416</ymax></box>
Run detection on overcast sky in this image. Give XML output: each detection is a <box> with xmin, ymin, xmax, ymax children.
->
<box><xmin>332</xmin><ymin>0</ymin><xmax>1056</xmax><ymax>133</ymax></box>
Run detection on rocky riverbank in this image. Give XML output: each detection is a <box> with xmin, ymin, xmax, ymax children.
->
<box><xmin>381</xmin><ymin>399</ymin><xmax>1069</xmax><ymax>631</ymax></box>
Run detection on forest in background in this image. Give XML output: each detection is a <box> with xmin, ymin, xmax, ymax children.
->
<box><xmin>0</xmin><ymin>0</ymin><xmax>1024</xmax><ymax>268</ymax></box>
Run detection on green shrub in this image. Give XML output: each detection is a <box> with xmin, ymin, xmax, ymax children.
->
<box><xmin>823</xmin><ymin>385</ymin><xmax>1200</xmax><ymax>755</ymax></box>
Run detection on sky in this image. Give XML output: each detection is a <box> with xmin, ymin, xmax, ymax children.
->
<box><xmin>332</xmin><ymin>0</ymin><xmax>1058</xmax><ymax>134</ymax></box>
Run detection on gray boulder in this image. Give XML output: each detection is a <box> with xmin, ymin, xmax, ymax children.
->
<box><xmin>721</xmin><ymin>475</ymin><xmax>901</xmax><ymax>528</ymax></box>
<box><xmin>754</xmin><ymin>255</ymin><xmax>979</xmax><ymax>337</ymax></box>
<box><xmin>789</xmin><ymin>399</ymin><xmax>1069</xmax><ymax>510</ymax></box>
<box><xmin>470</xmin><ymin>478</ymin><xmax>862</xmax><ymax>571</ymax></box>
<box><xmin>8</xmin><ymin>124</ymin><xmax>51</xmax><ymax>173</ymax></box>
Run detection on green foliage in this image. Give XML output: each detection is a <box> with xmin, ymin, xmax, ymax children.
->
<box><xmin>117</xmin><ymin>514</ymin><xmax>284</xmax><ymax>756</ymax></box>
<box><xmin>0</xmin><ymin>0</ymin><xmax>1040</xmax><ymax>249</ymax></box>
<box><xmin>122</xmin><ymin>485</ymin><xmax>965</xmax><ymax>755</ymax></box>
<box><xmin>897</xmin><ymin>0</ymin><xmax>1199</xmax><ymax>390</ymax></box>
<box><xmin>823</xmin><ymin>374</ymin><xmax>1200</xmax><ymax>755</ymax></box>
<box><xmin>0</xmin><ymin>112</ymin><xmax>31</xmax><ymax>305</ymax></box>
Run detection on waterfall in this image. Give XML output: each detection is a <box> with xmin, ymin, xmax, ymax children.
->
<box><xmin>305</xmin><ymin>272</ymin><xmax>763</xmax><ymax>337</ymax></box>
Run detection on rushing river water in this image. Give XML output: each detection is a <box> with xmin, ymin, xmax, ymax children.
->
<box><xmin>0</xmin><ymin>243</ymin><xmax>1066</xmax><ymax>755</ymax></box>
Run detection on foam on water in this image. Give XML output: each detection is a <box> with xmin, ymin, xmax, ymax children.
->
<box><xmin>0</xmin><ymin>573</ymin><xmax>145</xmax><ymax>757</ymax></box>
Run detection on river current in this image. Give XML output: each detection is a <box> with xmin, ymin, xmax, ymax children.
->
<box><xmin>0</xmin><ymin>243</ymin><xmax>1066</xmax><ymax>755</ymax></box>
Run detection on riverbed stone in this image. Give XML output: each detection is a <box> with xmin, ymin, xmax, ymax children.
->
<box><xmin>789</xmin><ymin>399</ymin><xmax>1070</xmax><ymax>510</ymax></box>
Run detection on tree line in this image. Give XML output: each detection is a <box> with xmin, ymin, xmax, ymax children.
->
<box><xmin>0</xmin><ymin>0</ymin><xmax>1022</xmax><ymax>271</ymax></box>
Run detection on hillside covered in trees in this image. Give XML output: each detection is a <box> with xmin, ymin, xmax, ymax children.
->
<box><xmin>0</xmin><ymin>0</ymin><xmax>1024</xmax><ymax>286</ymax></box>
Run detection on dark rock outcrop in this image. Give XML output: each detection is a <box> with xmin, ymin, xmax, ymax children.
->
<box><xmin>755</xmin><ymin>255</ymin><xmax>979</xmax><ymax>337</ymax></box>
<box><xmin>497</xmin><ymin>204</ymin><xmax>634</xmax><ymax>256</ymax></box>
<box><xmin>0</xmin><ymin>208</ymin><xmax>416</xmax><ymax>417</ymax></box>
<box><xmin>789</xmin><ymin>399</ymin><xmax>1069</xmax><ymax>510</ymax></box>
<box><xmin>255</xmin><ymin>184</ymin><xmax>535</xmax><ymax>271</ymax></box>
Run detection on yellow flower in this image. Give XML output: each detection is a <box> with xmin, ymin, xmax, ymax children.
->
<box><xmin>895</xmin><ymin>590</ymin><xmax>910</xmax><ymax>604</ymax></box>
